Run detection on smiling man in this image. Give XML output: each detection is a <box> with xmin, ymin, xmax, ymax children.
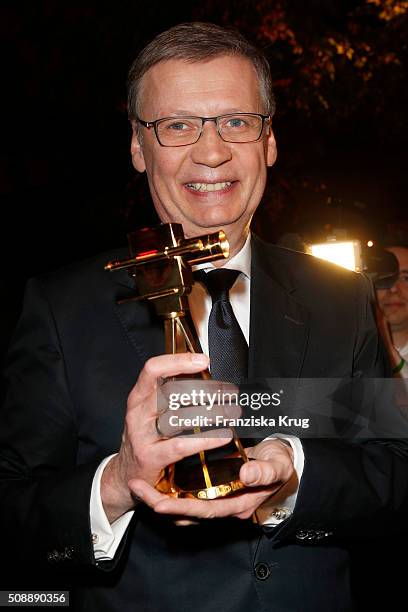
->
<box><xmin>129</xmin><ymin>55</ymin><xmax>276</xmax><ymax>255</ymax></box>
<box><xmin>2</xmin><ymin>22</ymin><xmax>408</xmax><ymax>612</ymax></box>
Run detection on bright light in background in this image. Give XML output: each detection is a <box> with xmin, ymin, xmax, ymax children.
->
<box><xmin>367</xmin><ymin>240</ymin><xmax>374</xmax><ymax>247</ymax></box>
<box><xmin>309</xmin><ymin>241</ymin><xmax>362</xmax><ymax>272</ymax></box>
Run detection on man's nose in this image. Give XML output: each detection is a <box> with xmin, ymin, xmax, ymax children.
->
<box><xmin>191</xmin><ymin>121</ymin><xmax>232</xmax><ymax>167</ymax></box>
<box><xmin>389</xmin><ymin>281</ymin><xmax>402</xmax><ymax>294</ymax></box>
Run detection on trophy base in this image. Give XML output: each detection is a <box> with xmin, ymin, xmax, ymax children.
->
<box><xmin>156</xmin><ymin>457</ymin><xmax>247</xmax><ymax>500</ymax></box>
<box><xmin>178</xmin><ymin>478</ymin><xmax>246</xmax><ymax>500</ymax></box>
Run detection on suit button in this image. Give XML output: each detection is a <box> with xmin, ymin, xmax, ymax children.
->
<box><xmin>254</xmin><ymin>562</ymin><xmax>271</xmax><ymax>581</ymax></box>
<box><xmin>296</xmin><ymin>529</ymin><xmax>317</xmax><ymax>541</ymax></box>
<box><xmin>46</xmin><ymin>550</ymin><xmax>59</xmax><ymax>563</ymax></box>
<box><xmin>63</xmin><ymin>546</ymin><xmax>75</xmax><ymax>560</ymax></box>
<box><xmin>316</xmin><ymin>530</ymin><xmax>333</xmax><ymax>540</ymax></box>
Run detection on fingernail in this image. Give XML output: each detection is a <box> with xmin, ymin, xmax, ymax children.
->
<box><xmin>132</xmin><ymin>488</ymin><xmax>143</xmax><ymax>501</ymax></box>
<box><xmin>244</xmin><ymin>464</ymin><xmax>260</xmax><ymax>485</ymax></box>
<box><xmin>191</xmin><ymin>354</ymin><xmax>208</xmax><ymax>366</ymax></box>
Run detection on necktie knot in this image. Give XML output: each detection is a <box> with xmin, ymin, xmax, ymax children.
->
<box><xmin>195</xmin><ymin>269</ymin><xmax>241</xmax><ymax>303</ymax></box>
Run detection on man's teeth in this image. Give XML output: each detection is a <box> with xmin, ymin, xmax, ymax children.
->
<box><xmin>186</xmin><ymin>182</ymin><xmax>232</xmax><ymax>192</ymax></box>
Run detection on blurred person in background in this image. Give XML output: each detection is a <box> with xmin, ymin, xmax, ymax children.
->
<box><xmin>376</xmin><ymin>230</ymin><xmax>408</xmax><ymax>378</ymax></box>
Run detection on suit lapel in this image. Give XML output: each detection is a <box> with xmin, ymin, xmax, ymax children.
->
<box><xmin>249</xmin><ymin>237</ymin><xmax>309</xmax><ymax>378</ymax></box>
<box><xmin>108</xmin><ymin>265</ymin><xmax>201</xmax><ymax>363</ymax></box>
<box><xmin>110</xmin><ymin>267</ymin><xmax>165</xmax><ymax>363</ymax></box>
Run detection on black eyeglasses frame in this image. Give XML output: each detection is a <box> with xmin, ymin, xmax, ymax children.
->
<box><xmin>136</xmin><ymin>113</ymin><xmax>271</xmax><ymax>147</ymax></box>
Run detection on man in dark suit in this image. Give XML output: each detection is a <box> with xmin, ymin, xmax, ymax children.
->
<box><xmin>1</xmin><ymin>22</ymin><xmax>408</xmax><ymax>612</ymax></box>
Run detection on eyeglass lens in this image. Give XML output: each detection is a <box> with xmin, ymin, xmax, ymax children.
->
<box><xmin>156</xmin><ymin>114</ymin><xmax>264</xmax><ymax>146</ymax></box>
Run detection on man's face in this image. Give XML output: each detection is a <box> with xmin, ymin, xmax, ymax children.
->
<box><xmin>377</xmin><ymin>247</ymin><xmax>408</xmax><ymax>332</ymax></box>
<box><xmin>131</xmin><ymin>55</ymin><xmax>277</xmax><ymax>254</ymax></box>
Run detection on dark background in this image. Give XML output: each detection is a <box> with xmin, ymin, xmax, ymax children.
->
<box><xmin>1</xmin><ymin>0</ymin><xmax>407</xmax><ymax>356</ymax></box>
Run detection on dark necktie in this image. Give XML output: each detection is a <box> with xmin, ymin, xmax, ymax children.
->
<box><xmin>194</xmin><ymin>269</ymin><xmax>248</xmax><ymax>384</ymax></box>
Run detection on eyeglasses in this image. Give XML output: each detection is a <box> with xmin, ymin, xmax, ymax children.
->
<box><xmin>136</xmin><ymin>113</ymin><xmax>270</xmax><ymax>147</ymax></box>
<box><xmin>395</xmin><ymin>272</ymin><xmax>408</xmax><ymax>285</ymax></box>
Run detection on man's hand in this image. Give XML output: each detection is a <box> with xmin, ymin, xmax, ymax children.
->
<box><xmin>101</xmin><ymin>353</ymin><xmax>234</xmax><ymax>523</ymax></box>
<box><xmin>128</xmin><ymin>438</ymin><xmax>295</xmax><ymax>521</ymax></box>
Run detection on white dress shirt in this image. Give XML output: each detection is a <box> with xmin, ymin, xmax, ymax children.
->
<box><xmin>395</xmin><ymin>341</ymin><xmax>408</xmax><ymax>379</ymax></box>
<box><xmin>91</xmin><ymin>233</ymin><xmax>304</xmax><ymax>559</ymax></box>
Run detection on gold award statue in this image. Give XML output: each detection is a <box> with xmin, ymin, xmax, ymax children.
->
<box><xmin>105</xmin><ymin>223</ymin><xmax>249</xmax><ymax>500</ymax></box>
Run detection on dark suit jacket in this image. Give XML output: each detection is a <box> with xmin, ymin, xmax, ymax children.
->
<box><xmin>1</xmin><ymin>235</ymin><xmax>408</xmax><ymax>612</ymax></box>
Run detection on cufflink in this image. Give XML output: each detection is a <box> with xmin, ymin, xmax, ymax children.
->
<box><xmin>271</xmin><ymin>507</ymin><xmax>291</xmax><ymax>521</ymax></box>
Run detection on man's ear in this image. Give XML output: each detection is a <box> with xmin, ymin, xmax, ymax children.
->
<box><xmin>265</xmin><ymin>123</ymin><xmax>277</xmax><ymax>168</ymax></box>
<box><xmin>130</xmin><ymin>123</ymin><xmax>146</xmax><ymax>173</ymax></box>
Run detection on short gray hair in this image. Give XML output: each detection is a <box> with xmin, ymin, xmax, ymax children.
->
<box><xmin>127</xmin><ymin>22</ymin><xmax>275</xmax><ymax>120</ymax></box>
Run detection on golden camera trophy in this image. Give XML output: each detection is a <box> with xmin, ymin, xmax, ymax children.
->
<box><xmin>105</xmin><ymin>223</ymin><xmax>249</xmax><ymax>500</ymax></box>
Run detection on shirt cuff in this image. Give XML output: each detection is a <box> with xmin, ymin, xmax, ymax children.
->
<box><xmin>255</xmin><ymin>435</ymin><xmax>304</xmax><ymax>526</ymax></box>
<box><xmin>90</xmin><ymin>454</ymin><xmax>135</xmax><ymax>561</ymax></box>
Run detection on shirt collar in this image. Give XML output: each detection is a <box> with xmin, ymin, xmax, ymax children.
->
<box><xmin>193</xmin><ymin>232</ymin><xmax>251</xmax><ymax>279</ymax></box>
